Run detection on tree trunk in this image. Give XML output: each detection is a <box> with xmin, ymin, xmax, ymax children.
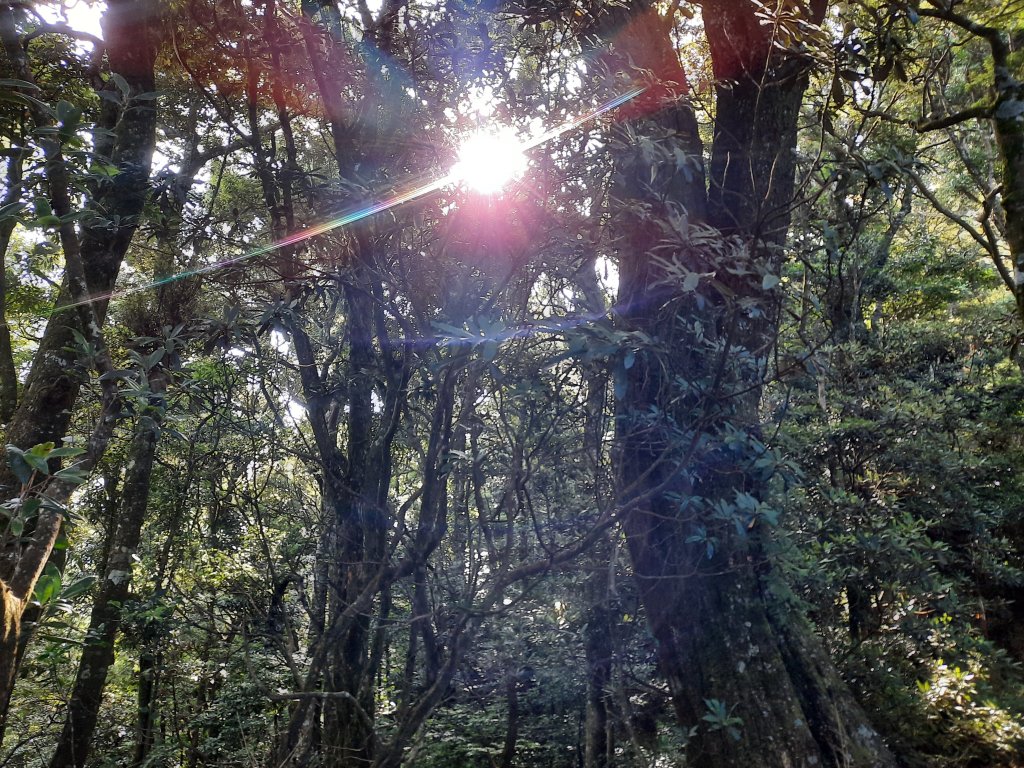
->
<box><xmin>498</xmin><ymin>668</ymin><xmax>519</xmax><ymax>768</ymax></box>
<box><xmin>269</xmin><ymin>10</ymin><xmax>416</xmax><ymax>765</ymax></box>
<box><xmin>49</xmin><ymin>374</ymin><xmax>166</xmax><ymax>768</ymax></box>
<box><xmin>598</xmin><ymin>0</ymin><xmax>899</xmax><ymax>764</ymax></box>
<box><xmin>916</xmin><ymin>9</ymin><xmax>1024</xmax><ymax>321</ymax></box>
<box><xmin>0</xmin><ymin>0</ymin><xmax>160</xmax><ymax>468</ymax></box>
<box><xmin>583</xmin><ymin>575</ymin><xmax>614</xmax><ymax>768</ymax></box>
<box><xmin>577</xmin><ymin>256</ymin><xmax>615</xmax><ymax>768</ymax></box>
<box><xmin>133</xmin><ymin>648</ymin><xmax>161</xmax><ymax>768</ymax></box>
<box><xmin>0</xmin><ymin>144</ymin><xmax>25</xmax><ymax>423</ymax></box>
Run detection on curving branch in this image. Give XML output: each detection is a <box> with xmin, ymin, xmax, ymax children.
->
<box><xmin>916</xmin><ymin>103</ymin><xmax>993</xmax><ymax>132</ymax></box>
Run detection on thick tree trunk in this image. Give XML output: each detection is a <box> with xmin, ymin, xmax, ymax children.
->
<box><xmin>321</xmin><ymin>271</ymin><xmax>381</xmax><ymax>768</ymax></box>
<box><xmin>600</xmin><ymin>0</ymin><xmax>898</xmax><ymax>765</ymax></box>
<box><xmin>0</xmin><ymin>0</ymin><xmax>160</xmax><ymax>469</ymax></box>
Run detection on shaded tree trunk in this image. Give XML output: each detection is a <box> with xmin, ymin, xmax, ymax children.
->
<box><xmin>583</xmin><ymin>573</ymin><xmax>614</xmax><ymax>768</ymax></box>
<box><xmin>498</xmin><ymin>667</ymin><xmax>520</xmax><ymax>768</ymax></box>
<box><xmin>133</xmin><ymin>647</ymin><xmax>161</xmax><ymax>768</ymax></box>
<box><xmin>47</xmin><ymin>106</ymin><xmax>202</xmax><ymax>766</ymax></box>
<box><xmin>0</xmin><ymin>143</ymin><xmax>25</xmax><ymax>422</ymax></box>
<box><xmin>577</xmin><ymin>255</ymin><xmax>615</xmax><ymax>768</ymax></box>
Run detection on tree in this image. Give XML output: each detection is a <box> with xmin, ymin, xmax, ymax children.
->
<box><xmin>912</xmin><ymin>0</ymin><xmax>1024</xmax><ymax>323</ymax></box>
<box><xmin>0</xmin><ymin>0</ymin><xmax>162</xmax><ymax>737</ymax></box>
<box><xmin>543</xmin><ymin>0</ymin><xmax>899</xmax><ymax>762</ymax></box>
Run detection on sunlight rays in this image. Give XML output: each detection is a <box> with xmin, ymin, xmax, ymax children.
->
<box><xmin>51</xmin><ymin>86</ymin><xmax>645</xmax><ymax>317</ymax></box>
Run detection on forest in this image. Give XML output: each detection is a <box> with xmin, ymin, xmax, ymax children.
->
<box><xmin>0</xmin><ymin>0</ymin><xmax>1023</xmax><ymax>765</ymax></box>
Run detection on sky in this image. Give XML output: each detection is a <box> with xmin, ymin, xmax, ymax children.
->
<box><xmin>40</xmin><ymin>1</ymin><xmax>105</xmax><ymax>39</ymax></box>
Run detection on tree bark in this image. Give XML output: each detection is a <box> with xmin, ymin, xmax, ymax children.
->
<box><xmin>576</xmin><ymin>255</ymin><xmax>615</xmax><ymax>768</ymax></box>
<box><xmin>46</xmin><ymin>105</ymin><xmax>202</xmax><ymax>767</ymax></box>
<box><xmin>266</xmin><ymin>8</ymin><xmax>428</xmax><ymax>765</ymax></box>
<box><xmin>0</xmin><ymin>0</ymin><xmax>160</xmax><ymax>470</ymax></box>
<box><xmin>133</xmin><ymin>647</ymin><xmax>161</xmax><ymax>768</ymax></box>
<box><xmin>498</xmin><ymin>668</ymin><xmax>520</xmax><ymax>768</ymax></box>
<box><xmin>583</xmin><ymin>575</ymin><xmax>614</xmax><ymax>768</ymax></box>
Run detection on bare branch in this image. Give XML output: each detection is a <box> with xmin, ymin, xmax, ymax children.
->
<box><xmin>23</xmin><ymin>22</ymin><xmax>104</xmax><ymax>50</ymax></box>
<box><xmin>904</xmin><ymin>166</ymin><xmax>995</xmax><ymax>255</ymax></box>
<box><xmin>916</xmin><ymin>104</ymin><xmax>993</xmax><ymax>132</ymax></box>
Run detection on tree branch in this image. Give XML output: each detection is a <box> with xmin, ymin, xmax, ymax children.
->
<box><xmin>904</xmin><ymin>166</ymin><xmax>997</xmax><ymax>256</ymax></box>
<box><xmin>916</xmin><ymin>104</ymin><xmax>992</xmax><ymax>131</ymax></box>
<box><xmin>23</xmin><ymin>22</ymin><xmax>104</xmax><ymax>50</ymax></box>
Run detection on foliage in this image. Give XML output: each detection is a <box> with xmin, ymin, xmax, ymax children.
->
<box><xmin>1</xmin><ymin>0</ymin><xmax>1024</xmax><ymax>767</ymax></box>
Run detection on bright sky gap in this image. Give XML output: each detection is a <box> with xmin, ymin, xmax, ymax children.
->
<box><xmin>52</xmin><ymin>86</ymin><xmax>646</xmax><ymax>316</ymax></box>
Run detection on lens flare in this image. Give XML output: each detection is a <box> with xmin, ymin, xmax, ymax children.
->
<box><xmin>451</xmin><ymin>127</ymin><xmax>528</xmax><ymax>194</ymax></box>
<box><xmin>50</xmin><ymin>86</ymin><xmax>646</xmax><ymax>317</ymax></box>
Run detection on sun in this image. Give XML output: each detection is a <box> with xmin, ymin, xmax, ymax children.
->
<box><xmin>451</xmin><ymin>127</ymin><xmax>528</xmax><ymax>194</ymax></box>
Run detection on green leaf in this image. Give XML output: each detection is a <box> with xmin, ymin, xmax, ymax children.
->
<box><xmin>6</xmin><ymin>446</ymin><xmax>32</xmax><ymax>485</ymax></box>
<box><xmin>34</xmin><ymin>565</ymin><xmax>62</xmax><ymax>605</ymax></box>
<box><xmin>23</xmin><ymin>451</ymin><xmax>50</xmax><ymax>475</ymax></box>
<box><xmin>61</xmin><ymin>576</ymin><xmax>97</xmax><ymax>600</ymax></box>
<box><xmin>0</xmin><ymin>201</ymin><xmax>25</xmax><ymax>221</ymax></box>
<box><xmin>0</xmin><ymin>90</ymin><xmax>55</xmax><ymax>117</ymax></box>
<box><xmin>432</xmin><ymin>321</ymin><xmax>471</xmax><ymax>339</ymax></box>
<box><xmin>87</xmin><ymin>163</ymin><xmax>120</xmax><ymax>179</ymax></box>
<box><xmin>762</xmin><ymin>274</ymin><xmax>780</xmax><ymax>290</ymax></box>
<box><xmin>56</xmin><ymin>100</ymin><xmax>82</xmax><ymax>142</ymax></box>
<box><xmin>34</xmin><ymin>215</ymin><xmax>61</xmax><ymax>229</ymax></box>
<box><xmin>99</xmin><ymin>369</ymin><xmax>135</xmax><ymax>382</ymax></box>
<box><xmin>109</xmin><ymin>72</ymin><xmax>131</xmax><ymax>98</ymax></box>
<box><xmin>53</xmin><ymin>465</ymin><xmax>89</xmax><ymax>485</ymax></box>
<box><xmin>0</xmin><ymin>78</ymin><xmax>41</xmax><ymax>91</ymax></box>
<box><xmin>143</xmin><ymin>348</ymin><xmax>166</xmax><ymax>370</ymax></box>
<box><xmin>55</xmin><ymin>100</ymin><xmax>81</xmax><ymax>124</ymax></box>
<box><xmin>47</xmin><ymin>446</ymin><xmax>85</xmax><ymax>459</ymax></box>
<box><xmin>480</xmin><ymin>340</ymin><xmax>499</xmax><ymax>363</ymax></box>
<box><xmin>682</xmin><ymin>272</ymin><xmax>701</xmax><ymax>292</ymax></box>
